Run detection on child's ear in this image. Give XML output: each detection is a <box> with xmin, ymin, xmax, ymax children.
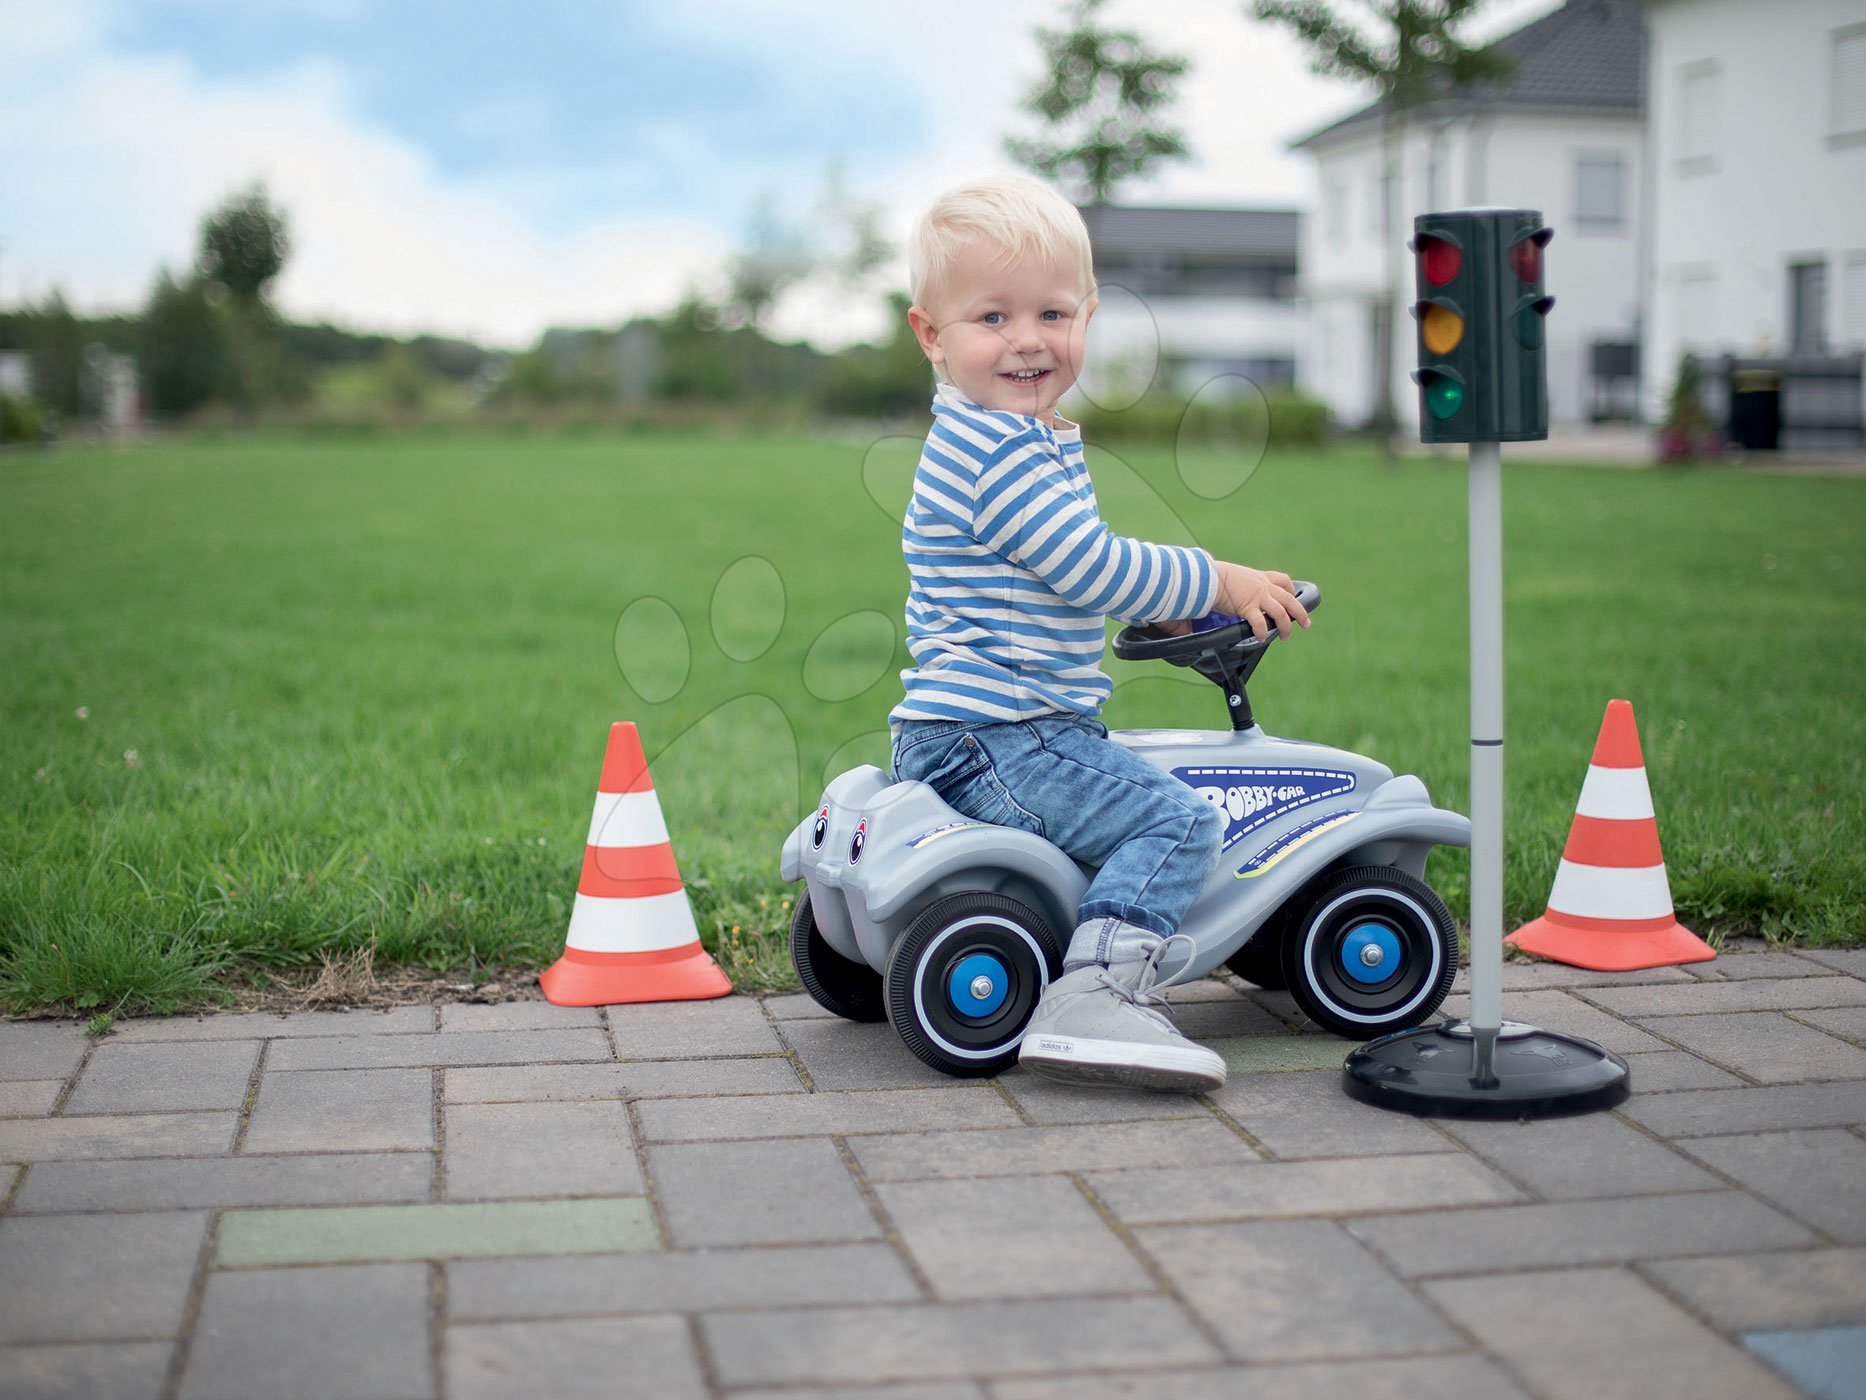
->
<box><xmin>907</xmin><ymin>304</ymin><xmax>944</xmax><ymax>367</ymax></box>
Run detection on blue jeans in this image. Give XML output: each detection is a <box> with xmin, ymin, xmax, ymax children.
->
<box><xmin>889</xmin><ymin>715</ymin><xmax>1223</xmax><ymax>967</ymax></box>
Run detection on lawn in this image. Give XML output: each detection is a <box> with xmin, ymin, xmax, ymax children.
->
<box><xmin>2</xmin><ymin>428</ymin><xmax>1861</xmax><ymax>1015</ymax></box>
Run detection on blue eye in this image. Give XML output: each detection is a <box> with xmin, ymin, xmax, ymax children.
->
<box><xmin>1041</xmin><ymin>310</ymin><xmax>1063</xmax><ymax>321</ymax></box>
<box><xmin>982</xmin><ymin>312</ymin><xmax>1005</xmax><ymax>325</ymax></box>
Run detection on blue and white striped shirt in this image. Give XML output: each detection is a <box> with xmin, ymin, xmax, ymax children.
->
<box><xmin>891</xmin><ymin>383</ymin><xmax>1219</xmax><ymax>724</ymax></box>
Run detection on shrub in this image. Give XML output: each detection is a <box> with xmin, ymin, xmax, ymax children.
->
<box><xmin>1071</xmin><ymin>387</ymin><xmax>1329</xmax><ymax>448</ymax></box>
<box><xmin>0</xmin><ymin>394</ymin><xmax>44</xmax><ymax>445</ymax></box>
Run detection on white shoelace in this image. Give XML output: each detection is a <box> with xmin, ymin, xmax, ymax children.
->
<box><xmin>1061</xmin><ymin>933</ymin><xmax>1199</xmax><ymax>1036</ymax></box>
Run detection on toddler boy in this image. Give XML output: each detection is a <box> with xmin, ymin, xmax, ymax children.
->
<box><xmin>889</xmin><ymin>175</ymin><xmax>1308</xmax><ymax>1091</ymax></box>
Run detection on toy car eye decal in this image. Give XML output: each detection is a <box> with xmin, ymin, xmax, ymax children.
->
<box><xmin>810</xmin><ymin>805</ymin><xmax>830</xmax><ymax>849</ymax></box>
<box><xmin>848</xmin><ymin>819</ymin><xmax>868</xmax><ymax>865</ymax></box>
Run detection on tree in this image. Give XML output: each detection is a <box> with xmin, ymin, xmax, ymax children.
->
<box><xmin>197</xmin><ymin>182</ymin><xmax>292</xmax><ymax>420</ymax></box>
<box><xmin>25</xmin><ymin>290</ymin><xmax>84</xmax><ymax>420</ymax></box>
<box><xmin>141</xmin><ymin>270</ymin><xmax>226</xmax><ymax>419</ymax></box>
<box><xmin>1005</xmin><ymin>0</ymin><xmax>1192</xmax><ymax>209</ymax></box>
<box><xmin>1253</xmin><ymin>0</ymin><xmax>1512</xmax><ymax>455</ymax></box>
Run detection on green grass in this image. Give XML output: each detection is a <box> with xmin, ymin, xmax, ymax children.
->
<box><xmin>2</xmin><ymin>429</ymin><xmax>1862</xmax><ymax>1014</ymax></box>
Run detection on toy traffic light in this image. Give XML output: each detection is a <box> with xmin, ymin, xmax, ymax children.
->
<box><xmin>1410</xmin><ymin>209</ymin><xmax>1554</xmax><ymax>443</ymax></box>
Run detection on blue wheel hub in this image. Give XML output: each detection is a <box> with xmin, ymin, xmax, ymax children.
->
<box><xmin>1341</xmin><ymin>923</ymin><xmax>1403</xmax><ymax>984</ymax></box>
<box><xmin>947</xmin><ymin>952</ymin><xmax>1010</xmax><ymax>1018</ymax></box>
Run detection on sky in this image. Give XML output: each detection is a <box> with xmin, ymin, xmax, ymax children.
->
<box><xmin>1</xmin><ymin>0</ymin><xmax>1561</xmax><ymax>350</ymax></box>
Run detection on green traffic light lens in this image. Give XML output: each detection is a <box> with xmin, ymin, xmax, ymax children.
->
<box><xmin>1425</xmin><ymin>377</ymin><xmax>1464</xmax><ymax>421</ymax></box>
<box><xmin>1515</xmin><ymin>306</ymin><xmax>1544</xmax><ymax>348</ymax></box>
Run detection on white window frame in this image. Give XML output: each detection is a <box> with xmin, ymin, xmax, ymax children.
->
<box><xmin>1840</xmin><ymin>251</ymin><xmax>1866</xmax><ymax>349</ymax></box>
<box><xmin>1832</xmin><ymin>23</ymin><xmax>1866</xmax><ymax>144</ymax></box>
<box><xmin>1678</xmin><ymin>59</ymin><xmax>1721</xmax><ymax>175</ymax></box>
<box><xmin>1573</xmin><ymin>151</ymin><xmax>1627</xmax><ymax>231</ymax></box>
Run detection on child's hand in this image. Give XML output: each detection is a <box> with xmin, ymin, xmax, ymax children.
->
<box><xmin>1214</xmin><ymin>562</ymin><xmax>1310</xmax><ymax>641</ymax></box>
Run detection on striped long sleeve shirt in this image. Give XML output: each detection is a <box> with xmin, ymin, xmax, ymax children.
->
<box><xmin>890</xmin><ymin>383</ymin><xmax>1219</xmax><ymax>724</ymax></box>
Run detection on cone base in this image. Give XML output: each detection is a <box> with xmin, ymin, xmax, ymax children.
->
<box><xmin>1506</xmin><ymin>912</ymin><xmax>1715</xmax><ymax>972</ymax></box>
<box><xmin>540</xmin><ymin>943</ymin><xmax>733</xmax><ymax>1007</ymax></box>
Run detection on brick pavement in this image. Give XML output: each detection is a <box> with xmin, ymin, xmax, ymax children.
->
<box><xmin>2</xmin><ymin>942</ymin><xmax>1864</xmax><ymax>1400</ymax></box>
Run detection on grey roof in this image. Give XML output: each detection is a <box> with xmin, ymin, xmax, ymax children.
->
<box><xmin>1080</xmin><ymin>205</ymin><xmax>1300</xmax><ymax>261</ymax></box>
<box><xmin>1292</xmin><ymin>0</ymin><xmax>1645</xmax><ymax>150</ymax></box>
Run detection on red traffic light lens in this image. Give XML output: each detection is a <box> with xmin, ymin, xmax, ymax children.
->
<box><xmin>1419</xmin><ymin>235</ymin><xmax>1461</xmax><ymax>286</ymax></box>
<box><xmin>1509</xmin><ymin>238</ymin><xmax>1543</xmax><ymax>283</ymax></box>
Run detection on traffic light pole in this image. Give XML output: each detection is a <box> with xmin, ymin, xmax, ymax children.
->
<box><xmin>1467</xmin><ymin>440</ymin><xmax>1505</xmax><ymax>1084</ymax></box>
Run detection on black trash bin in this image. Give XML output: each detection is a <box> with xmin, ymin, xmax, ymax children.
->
<box><xmin>1728</xmin><ymin>367</ymin><xmax>1781</xmax><ymax>450</ymax></box>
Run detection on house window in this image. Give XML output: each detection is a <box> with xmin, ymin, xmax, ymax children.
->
<box><xmin>1323</xmin><ymin>178</ymin><xmax>1347</xmax><ymax>249</ymax></box>
<box><xmin>1679</xmin><ymin>60</ymin><xmax>1720</xmax><ymax>172</ymax></box>
<box><xmin>1574</xmin><ymin>153</ymin><xmax>1626</xmax><ymax>229</ymax></box>
<box><xmin>1789</xmin><ymin>260</ymin><xmax>1829</xmax><ymax>352</ymax></box>
<box><xmin>1841</xmin><ymin>253</ymin><xmax>1866</xmax><ymax>348</ymax></box>
<box><xmin>1834</xmin><ymin>24</ymin><xmax>1866</xmax><ymax>140</ymax></box>
<box><xmin>1677</xmin><ymin>269</ymin><xmax>1716</xmax><ymax>351</ymax></box>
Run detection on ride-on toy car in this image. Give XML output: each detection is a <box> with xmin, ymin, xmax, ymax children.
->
<box><xmin>778</xmin><ymin>581</ymin><xmax>1470</xmax><ymax>1077</ymax></box>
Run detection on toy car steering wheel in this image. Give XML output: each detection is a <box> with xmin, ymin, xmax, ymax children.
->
<box><xmin>1112</xmin><ymin>579</ymin><xmax>1321</xmax><ymax>667</ymax></box>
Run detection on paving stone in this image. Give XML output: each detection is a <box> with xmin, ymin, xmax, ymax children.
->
<box><xmin>447</xmin><ymin>1242</ymin><xmax>918</xmax><ymax>1321</ymax></box>
<box><xmin>761</xmin><ymin>992</ymin><xmax>837</xmax><ymax>1020</ymax></box>
<box><xmin>1437</xmin><ymin>1112</ymin><xmax>1723</xmax><ymax>1199</ymax></box>
<box><xmin>1206</xmin><ymin>1070</ymin><xmax>1451</xmax><ymax>1158</ymax></box>
<box><xmin>0</xmin><ymin>1080</ymin><xmax>63</xmax><ymax>1117</ymax></box>
<box><xmin>443</xmin><ymin>1058</ymin><xmax>801</xmax><ymax>1103</ymax></box>
<box><xmin>180</xmin><ymin>1263</ymin><xmax>432</xmax><ymax>1400</ymax></box>
<box><xmin>243</xmin><ymin>1068</ymin><xmax>434</xmax><ymax>1154</ymax></box>
<box><xmin>1437</xmin><ymin>989</ymin><xmax>1667</xmax><ymax>1054</ymax></box>
<box><xmin>1677</xmin><ymin>1129</ymin><xmax>1866</xmax><ymax>1241</ymax></box>
<box><xmin>607</xmin><ymin>996</ymin><xmax>782</xmax><ymax>1058</ymax></box>
<box><xmin>1582</xmin><ymin>978</ymin><xmax>1866</xmax><ymax>1016</ymax></box>
<box><xmin>217</xmin><ymin>1198</ymin><xmax>658</xmax><ymax>1266</ymax></box>
<box><xmin>447</xmin><ymin>1314</ymin><xmax>705</xmax><ymax>1400</ymax></box>
<box><xmin>1799</xmin><ymin>949</ymin><xmax>1866</xmax><ymax>976</ymax></box>
<box><xmin>781</xmin><ymin>1019</ymin><xmax>955</xmax><ymax>1090</ymax></box>
<box><xmin>1457</xmin><ymin>960</ymin><xmax>1697</xmax><ymax>991</ymax></box>
<box><xmin>1641</xmin><ymin>1248</ymin><xmax>1866</xmax><ymax>1332</ymax></box>
<box><xmin>991</xmin><ymin>1355</ymin><xmax>1530</xmax><ymax>1400</ymax></box>
<box><xmin>14</xmin><ymin>1153</ymin><xmax>432</xmax><ymax>1213</ymax></box>
<box><xmin>65</xmin><ymin>1040</ymin><xmax>258</xmax><ymax>1115</ymax></box>
<box><xmin>0</xmin><ymin>1112</ymin><xmax>236</xmax><ymax>1163</ymax></box>
<box><xmin>1742</xmin><ymin>1324</ymin><xmax>1866</xmax><ymax>1400</ymax></box>
<box><xmin>267</xmin><ymin>1028</ymin><xmax>611</xmax><ymax>1071</ymax></box>
<box><xmin>737</xmin><ymin>1386</ymin><xmax>984</xmax><ymax>1400</ymax></box>
<box><xmin>849</xmin><ymin>1118</ymin><xmax>1257</xmax><ymax>1182</ymax></box>
<box><xmin>875</xmin><ymin>1176</ymin><xmax>1152</xmax><ymax>1299</ymax></box>
<box><xmin>1090</xmin><ymin>1152</ymin><xmax>1522</xmax><ymax>1224</ymax></box>
<box><xmin>0</xmin><ymin>1211</ymin><xmax>208</xmax><ymax>1343</ymax></box>
<box><xmin>443</xmin><ymin>1100</ymin><xmax>642</xmax><ymax>1200</ymax></box>
<box><xmin>110</xmin><ymin>1007</ymin><xmax>434</xmax><ymax>1042</ymax></box>
<box><xmin>0</xmin><ymin>1021</ymin><xmax>88</xmax><ymax>1081</ymax></box>
<box><xmin>1135</xmin><ymin>1218</ymin><xmax>1463</xmax><ymax>1361</ymax></box>
<box><xmin>637</xmin><ymin>1086</ymin><xmax>1019</xmax><ymax>1141</ymax></box>
<box><xmin>1211</xmin><ymin>1036</ymin><xmax>1350</xmax><ymax>1074</ymax></box>
<box><xmin>702</xmin><ymin>1296</ymin><xmax>1217</xmax><ymax>1387</ymax></box>
<box><xmin>1620</xmin><ymin>1050</ymin><xmax>1746</xmax><ymax>1092</ymax></box>
<box><xmin>0</xmin><ymin>1341</ymin><xmax>172</xmax><ymax>1399</ymax></box>
<box><xmin>648</xmin><ymin>1138</ymin><xmax>881</xmax><ymax>1247</ymax></box>
<box><xmin>438</xmin><ymin>1002</ymin><xmax>601</xmax><ymax>1032</ymax></box>
<box><xmin>1624</xmin><ymin>1081</ymin><xmax>1866</xmax><ymax>1138</ymax></box>
<box><xmin>1637</xmin><ymin>1011</ymin><xmax>1866</xmax><ymax>1083</ymax></box>
<box><xmin>1426</xmin><ymin>1267</ymin><xmax>1802</xmax><ymax>1400</ymax></box>
<box><xmin>1345</xmin><ymin>1190</ymin><xmax>1813</xmax><ymax>1277</ymax></box>
<box><xmin>1795</xmin><ymin>1006</ymin><xmax>1866</xmax><ymax>1042</ymax></box>
<box><xmin>997</xmin><ymin>1074</ymin><xmax>1210</xmax><ymax>1126</ymax></box>
<box><xmin>1155</xmin><ymin>996</ymin><xmax>1288</xmax><ymax>1039</ymax></box>
<box><xmin>1687</xmin><ymin>950</ymin><xmax>1843</xmax><ymax>981</ymax></box>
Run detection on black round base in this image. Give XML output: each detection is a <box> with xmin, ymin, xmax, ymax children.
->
<box><xmin>1342</xmin><ymin>1020</ymin><xmax>1631</xmax><ymax>1118</ymax></box>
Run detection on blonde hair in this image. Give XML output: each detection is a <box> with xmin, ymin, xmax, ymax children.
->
<box><xmin>908</xmin><ymin>175</ymin><xmax>1097</xmax><ymax>309</ymax></box>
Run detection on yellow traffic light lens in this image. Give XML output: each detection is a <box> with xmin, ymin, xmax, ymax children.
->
<box><xmin>1422</xmin><ymin>304</ymin><xmax>1464</xmax><ymax>355</ymax></box>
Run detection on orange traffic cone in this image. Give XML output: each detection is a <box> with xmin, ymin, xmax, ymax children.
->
<box><xmin>539</xmin><ymin>722</ymin><xmax>733</xmax><ymax>1006</ymax></box>
<box><xmin>1507</xmin><ymin>699</ymin><xmax>1714</xmax><ymax>971</ymax></box>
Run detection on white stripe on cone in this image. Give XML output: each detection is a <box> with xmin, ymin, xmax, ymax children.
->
<box><xmin>1574</xmin><ymin>765</ymin><xmax>1656</xmax><ymax>821</ymax></box>
<box><xmin>585</xmin><ymin>790</ymin><xmax>671</xmax><ymax>849</ymax></box>
<box><xmin>565</xmin><ymin>889</ymin><xmax>700</xmax><ymax>953</ymax></box>
<box><xmin>1546</xmin><ymin>859</ymin><xmax>1676</xmax><ymax>922</ymax></box>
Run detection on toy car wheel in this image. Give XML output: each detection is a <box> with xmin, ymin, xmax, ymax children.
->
<box><xmin>1279</xmin><ymin>865</ymin><xmax>1458</xmax><ymax>1040</ymax></box>
<box><xmin>790</xmin><ymin>891</ymin><xmax>886</xmax><ymax>1023</ymax></box>
<box><xmin>885</xmin><ymin>892</ymin><xmax>1062</xmax><ymax>1077</ymax></box>
<box><xmin>1224</xmin><ymin>930</ymin><xmax>1288</xmax><ymax>990</ymax></box>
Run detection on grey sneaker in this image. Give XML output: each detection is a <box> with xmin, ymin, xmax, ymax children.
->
<box><xmin>1017</xmin><ymin>934</ymin><xmax>1227</xmax><ymax>1092</ymax></box>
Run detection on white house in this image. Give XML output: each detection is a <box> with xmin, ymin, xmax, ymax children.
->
<box><xmin>1292</xmin><ymin>0</ymin><xmax>1647</xmax><ymax>431</ymax></box>
<box><xmin>1643</xmin><ymin>0</ymin><xmax>1866</xmax><ymax>445</ymax></box>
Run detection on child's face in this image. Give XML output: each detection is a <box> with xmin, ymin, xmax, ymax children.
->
<box><xmin>909</xmin><ymin>239</ymin><xmax>1095</xmax><ymax>425</ymax></box>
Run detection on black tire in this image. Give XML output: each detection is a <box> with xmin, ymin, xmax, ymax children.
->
<box><xmin>1279</xmin><ymin>865</ymin><xmax>1458</xmax><ymax>1040</ymax></box>
<box><xmin>1225</xmin><ymin>929</ymin><xmax>1288</xmax><ymax>990</ymax></box>
<box><xmin>790</xmin><ymin>890</ymin><xmax>886</xmax><ymax>1023</ymax></box>
<box><xmin>885</xmin><ymin>892</ymin><xmax>1063</xmax><ymax>1077</ymax></box>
